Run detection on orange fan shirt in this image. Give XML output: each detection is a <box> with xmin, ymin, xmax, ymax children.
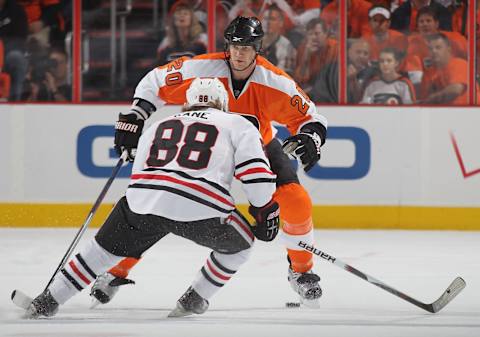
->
<box><xmin>294</xmin><ymin>38</ymin><xmax>338</xmax><ymax>87</ymax></box>
<box><xmin>132</xmin><ymin>53</ymin><xmax>327</xmax><ymax>144</ymax></box>
<box><xmin>362</xmin><ymin>29</ymin><xmax>408</xmax><ymax>61</ymax></box>
<box><xmin>405</xmin><ymin>31</ymin><xmax>467</xmax><ymax>72</ymax></box>
<box><xmin>420</xmin><ymin>57</ymin><xmax>478</xmax><ymax>105</ymax></box>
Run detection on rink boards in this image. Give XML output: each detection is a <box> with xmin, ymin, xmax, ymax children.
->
<box><xmin>0</xmin><ymin>104</ymin><xmax>478</xmax><ymax>229</ymax></box>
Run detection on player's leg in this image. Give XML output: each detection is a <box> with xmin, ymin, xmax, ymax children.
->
<box><xmin>168</xmin><ymin>209</ymin><xmax>254</xmax><ymax>317</ymax></box>
<box><xmin>265</xmin><ymin>139</ymin><xmax>321</xmax><ymax>305</ymax></box>
<box><xmin>273</xmin><ymin>183</ymin><xmax>322</xmax><ymax>304</ymax></box>
<box><xmin>27</xmin><ymin>197</ymin><xmax>168</xmax><ymax>318</ymax></box>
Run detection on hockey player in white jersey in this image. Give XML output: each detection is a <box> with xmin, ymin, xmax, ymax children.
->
<box><xmin>24</xmin><ymin>78</ymin><xmax>280</xmax><ymax>318</ymax></box>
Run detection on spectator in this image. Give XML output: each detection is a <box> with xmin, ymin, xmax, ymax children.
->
<box><xmin>405</xmin><ymin>6</ymin><xmax>467</xmax><ymax>86</ymax></box>
<box><xmin>262</xmin><ymin>4</ymin><xmax>297</xmax><ymax>75</ymax></box>
<box><xmin>44</xmin><ymin>47</ymin><xmax>70</xmax><ymax>101</ymax></box>
<box><xmin>294</xmin><ymin>18</ymin><xmax>337</xmax><ymax>93</ymax></box>
<box><xmin>230</xmin><ymin>0</ymin><xmax>320</xmax><ymax>32</ymax></box>
<box><xmin>390</xmin><ymin>0</ymin><xmax>452</xmax><ymax>34</ymax></box>
<box><xmin>156</xmin><ymin>0</ymin><xmax>207</xmax><ymax>66</ymax></box>
<box><xmin>419</xmin><ymin>33</ymin><xmax>477</xmax><ymax>104</ymax></box>
<box><xmin>17</xmin><ymin>0</ymin><xmax>65</xmax><ymax>50</ymax></box>
<box><xmin>362</xmin><ymin>5</ymin><xmax>407</xmax><ymax>63</ymax></box>
<box><xmin>451</xmin><ymin>0</ymin><xmax>467</xmax><ymax>37</ymax></box>
<box><xmin>22</xmin><ymin>46</ymin><xmax>70</xmax><ymax>101</ymax></box>
<box><xmin>0</xmin><ymin>0</ymin><xmax>28</xmax><ymax>100</ymax></box>
<box><xmin>321</xmin><ymin>0</ymin><xmax>372</xmax><ymax>38</ymax></box>
<box><xmin>347</xmin><ymin>38</ymin><xmax>377</xmax><ymax>102</ymax></box>
<box><xmin>361</xmin><ymin>47</ymin><xmax>415</xmax><ymax>104</ymax></box>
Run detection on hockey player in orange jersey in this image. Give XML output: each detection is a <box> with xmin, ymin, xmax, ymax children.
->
<box><xmin>91</xmin><ymin>16</ymin><xmax>328</xmax><ymax>307</ymax></box>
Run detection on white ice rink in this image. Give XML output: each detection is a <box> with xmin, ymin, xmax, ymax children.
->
<box><xmin>1</xmin><ymin>228</ymin><xmax>479</xmax><ymax>337</ymax></box>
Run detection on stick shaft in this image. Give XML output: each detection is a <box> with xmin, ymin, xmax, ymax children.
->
<box><xmin>43</xmin><ymin>156</ymin><xmax>125</xmax><ymax>291</ymax></box>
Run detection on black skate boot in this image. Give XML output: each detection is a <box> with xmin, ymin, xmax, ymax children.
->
<box><xmin>90</xmin><ymin>272</ymin><xmax>135</xmax><ymax>307</ymax></box>
<box><xmin>288</xmin><ymin>266</ymin><xmax>322</xmax><ymax>308</ymax></box>
<box><xmin>25</xmin><ymin>290</ymin><xmax>59</xmax><ymax>318</ymax></box>
<box><xmin>168</xmin><ymin>286</ymin><xmax>209</xmax><ymax>317</ymax></box>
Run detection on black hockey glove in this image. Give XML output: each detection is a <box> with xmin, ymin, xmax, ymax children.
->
<box><xmin>282</xmin><ymin>123</ymin><xmax>325</xmax><ymax>172</ymax></box>
<box><xmin>114</xmin><ymin>113</ymin><xmax>144</xmax><ymax>162</ymax></box>
<box><xmin>248</xmin><ymin>199</ymin><xmax>280</xmax><ymax>242</ymax></box>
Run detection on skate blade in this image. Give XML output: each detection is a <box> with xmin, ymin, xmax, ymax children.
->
<box><xmin>89</xmin><ymin>298</ymin><xmax>102</xmax><ymax>309</ymax></box>
<box><xmin>300</xmin><ymin>297</ymin><xmax>320</xmax><ymax>308</ymax></box>
<box><xmin>167</xmin><ymin>306</ymin><xmax>193</xmax><ymax>318</ymax></box>
<box><xmin>22</xmin><ymin>305</ymin><xmax>39</xmax><ymax>319</ymax></box>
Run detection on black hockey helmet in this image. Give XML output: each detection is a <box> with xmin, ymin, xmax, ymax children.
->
<box><xmin>224</xmin><ymin>16</ymin><xmax>264</xmax><ymax>52</ymax></box>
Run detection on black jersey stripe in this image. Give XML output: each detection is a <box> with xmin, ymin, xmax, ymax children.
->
<box><xmin>142</xmin><ymin>168</ymin><xmax>230</xmax><ymax>195</ymax></box>
<box><xmin>61</xmin><ymin>269</ymin><xmax>83</xmax><ymax>291</ymax></box>
<box><xmin>210</xmin><ymin>252</ymin><xmax>236</xmax><ymax>274</ymax></box>
<box><xmin>241</xmin><ymin>178</ymin><xmax>277</xmax><ymax>184</ymax></box>
<box><xmin>128</xmin><ymin>183</ymin><xmax>233</xmax><ymax>214</ymax></box>
<box><xmin>235</xmin><ymin>158</ymin><xmax>270</xmax><ymax>170</ymax></box>
<box><xmin>75</xmin><ymin>254</ymin><xmax>97</xmax><ymax>279</ymax></box>
<box><xmin>201</xmin><ymin>267</ymin><xmax>224</xmax><ymax>287</ymax></box>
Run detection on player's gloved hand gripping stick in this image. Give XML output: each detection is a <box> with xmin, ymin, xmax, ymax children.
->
<box><xmin>11</xmin><ymin>151</ymin><xmax>128</xmax><ymax>310</ymax></box>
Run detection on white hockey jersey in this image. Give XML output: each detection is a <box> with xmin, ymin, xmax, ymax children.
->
<box><xmin>125</xmin><ymin>108</ymin><xmax>277</xmax><ymax>221</ymax></box>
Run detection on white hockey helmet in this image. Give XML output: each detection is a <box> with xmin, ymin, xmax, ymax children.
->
<box><xmin>186</xmin><ymin>77</ymin><xmax>229</xmax><ymax>112</ymax></box>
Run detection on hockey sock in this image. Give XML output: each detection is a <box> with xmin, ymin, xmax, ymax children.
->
<box><xmin>192</xmin><ymin>249</ymin><xmax>252</xmax><ymax>300</ymax></box>
<box><xmin>49</xmin><ymin>239</ymin><xmax>123</xmax><ymax>304</ymax></box>
<box><xmin>108</xmin><ymin>257</ymin><xmax>141</xmax><ymax>279</ymax></box>
<box><xmin>281</xmin><ymin>228</ymin><xmax>315</xmax><ymax>273</ymax></box>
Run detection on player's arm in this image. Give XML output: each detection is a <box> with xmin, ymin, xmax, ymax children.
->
<box><xmin>274</xmin><ymin>82</ymin><xmax>328</xmax><ymax>172</ymax></box>
<box><xmin>115</xmin><ymin>57</ymin><xmax>189</xmax><ymax>161</ymax></box>
<box><xmin>232</xmin><ymin>120</ymin><xmax>279</xmax><ymax>242</ymax></box>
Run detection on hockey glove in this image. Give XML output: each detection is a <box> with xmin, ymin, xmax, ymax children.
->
<box><xmin>282</xmin><ymin>131</ymin><xmax>323</xmax><ymax>172</ymax></box>
<box><xmin>114</xmin><ymin>113</ymin><xmax>144</xmax><ymax>162</ymax></box>
<box><xmin>249</xmin><ymin>199</ymin><xmax>280</xmax><ymax>242</ymax></box>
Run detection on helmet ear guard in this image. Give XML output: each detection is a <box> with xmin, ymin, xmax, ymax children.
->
<box><xmin>224</xmin><ymin>16</ymin><xmax>264</xmax><ymax>53</ymax></box>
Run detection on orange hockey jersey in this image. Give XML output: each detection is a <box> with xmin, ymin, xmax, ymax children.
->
<box><xmin>132</xmin><ymin>53</ymin><xmax>327</xmax><ymax>144</ymax></box>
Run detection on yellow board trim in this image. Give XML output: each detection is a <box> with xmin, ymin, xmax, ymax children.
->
<box><xmin>0</xmin><ymin>204</ymin><xmax>478</xmax><ymax>230</ymax></box>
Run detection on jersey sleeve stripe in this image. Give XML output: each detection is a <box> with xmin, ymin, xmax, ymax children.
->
<box><xmin>235</xmin><ymin>167</ymin><xmax>275</xmax><ymax>179</ymax></box>
<box><xmin>235</xmin><ymin>158</ymin><xmax>270</xmax><ymax>170</ymax></box>
<box><xmin>240</xmin><ymin>178</ymin><xmax>276</xmax><ymax>184</ymax></box>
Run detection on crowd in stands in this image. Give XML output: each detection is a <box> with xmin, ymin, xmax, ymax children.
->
<box><xmin>1</xmin><ymin>0</ymin><xmax>479</xmax><ymax>105</ymax></box>
<box><xmin>0</xmin><ymin>0</ymin><xmax>71</xmax><ymax>102</ymax></box>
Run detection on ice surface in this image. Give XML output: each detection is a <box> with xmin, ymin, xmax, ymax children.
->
<box><xmin>1</xmin><ymin>228</ymin><xmax>479</xmax><ymax>337</ymax></box>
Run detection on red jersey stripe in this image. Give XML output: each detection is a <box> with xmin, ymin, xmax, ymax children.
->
<box><xmin>235</xmin><ymin>167</ymin><xmax>275</xmax><ymax>179</ymax></box>
<box><xmin>131</xmin><ymin>174</ymin><xmax>235</xmax><ymax>207</ymax></box>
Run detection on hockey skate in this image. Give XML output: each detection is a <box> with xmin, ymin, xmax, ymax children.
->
<box><xmin>288</xmin><ymin>266</ymin><xmax>322</xmax><ymax>308</ymax></box>
<box><xmin>90</xmin><ymin>272</ymin><xmax>135</xmax><ymax>307</ymax></box>
<box><xmin>24</xmin><ymin>290</ymin><xmax>59</xmax><ymax>319</ymax></box>
<box><xmin>168</xmin><ymin>286</ymin><xmax>209</xmax><ymax>318</ymax></box>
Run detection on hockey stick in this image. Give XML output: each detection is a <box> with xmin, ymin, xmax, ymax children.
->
<box><xmin>11</xmin><ymin>153</ymin><xmax>127</xmax><ymax>310</ymax></box>
<box><xmin>283</xmin><ymin>237</ymin><xmax>466</xmax><ymax>313</ymax></box>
